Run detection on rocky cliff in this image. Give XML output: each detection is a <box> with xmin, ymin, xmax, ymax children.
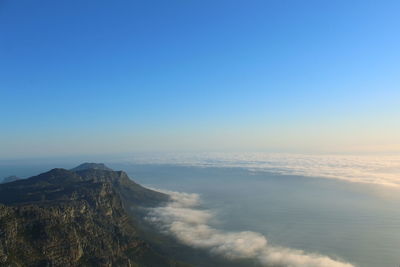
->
<box><xmin>0</xmin><ymin>164</ymin><xmax>186</xmax><ymax>267</ymax></box>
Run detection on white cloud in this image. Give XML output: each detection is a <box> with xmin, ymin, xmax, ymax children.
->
<box><xmin>119</xmin><ymin>152</ymin><xmax>400</xmax><ymax>187</ymax></box>
<box><xmin>147</xmin><ymin>189</ymin><xmax>355</xmax><ymax>267</ymax></box>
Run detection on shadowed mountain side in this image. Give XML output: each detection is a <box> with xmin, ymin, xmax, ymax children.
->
<box><xmin>0</xmin><ymin>168</ymin><xmax>169</xmax><ymax>206</ymax></box>
<box><xmin>0</xmin><ymin>166</ymin><xmax>184</xmax><ymax>266</ymax></box>
<box><xmin>75</xmin><ymin>168</ymin><xmax>169</xmax><ymax>208</ymax></box>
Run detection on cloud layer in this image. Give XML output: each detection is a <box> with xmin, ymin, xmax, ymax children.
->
<box><xmin>120</xmin><ymin>152</ymin><xmax>400</xmax><ymax>187</ymax></box>
<box><xmin>147</xmin><ymin>190</ymin><xmax>354</xmax><ymax>267</ymax></box>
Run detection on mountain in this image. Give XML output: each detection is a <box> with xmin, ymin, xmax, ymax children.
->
<box><xmin>1</xmin><ymin>175</ymin><xmax>20</xmax><ymax>184</ymax></box>
<box><xmin>70</xmin><ymin>162</ymin><xmax>113</xmax><ymax>172</ymax></box>
<box><xmin>0</xmin><ymin>164</ymin><xmax>185</xmax><ymax>267</ymax></box>
<box><xmin>0</xmin><ymin>163</ymin><xmax>252</xmax><ymax>267</ymax></box>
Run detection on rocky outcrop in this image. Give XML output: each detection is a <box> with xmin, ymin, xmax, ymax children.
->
<box><xmin>0</xmin><ymin>164</ymin><xmax>185</xmax><ymax>267</ymax></box>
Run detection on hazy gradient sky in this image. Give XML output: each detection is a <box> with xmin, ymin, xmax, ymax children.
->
<box><xmin>1</xmin><ymin>0</ymin><xmax>400</xmax><ymax>159</ymax></box>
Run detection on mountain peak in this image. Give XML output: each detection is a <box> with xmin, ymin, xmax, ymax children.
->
<box><xmin>0</xmin><ymin>164</ymin><xmax>177</xmax><ymax>266</ymax></box>
<box><xmin>71</xmin><ymin>162</ymin><xmax>113</xmax><ymax>172</ymax></box>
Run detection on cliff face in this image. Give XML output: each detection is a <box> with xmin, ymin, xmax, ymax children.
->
<box><xmin>0</xmin><ymin>164</ymin><xmax>183</xmax><ymax>267</ymax></box>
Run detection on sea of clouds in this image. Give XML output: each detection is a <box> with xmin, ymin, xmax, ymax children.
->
<box><xmin>120</xmin><ymin>152</ymin><xmax>400</xmax><ymax>187</ymax></box>
<box><xmin>146</xmin><ymin>189</ymin><xmax>354</xmax><ymax>267</ymax></box>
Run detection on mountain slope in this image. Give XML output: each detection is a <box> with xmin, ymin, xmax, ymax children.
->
<box><xmin>0</xmin><ymin>164</ymin><xmax>185</xmax><ymax>267</ymax></box>
<box><xmin>1</xmin><ymin>176</ymin><xmax>20</xmax><ymax>184</ymax></box>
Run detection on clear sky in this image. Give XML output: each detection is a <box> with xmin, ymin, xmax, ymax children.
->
<box><xmin>1</xmin><ymin>0</ymin><xmax>399</xmax><ymax>159</ymax></box>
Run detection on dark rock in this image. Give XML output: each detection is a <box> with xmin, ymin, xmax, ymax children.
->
<box><xmin>0</xmin><ymin>165</ymin><xmax>184</xmax><ymax>267</ymax></box>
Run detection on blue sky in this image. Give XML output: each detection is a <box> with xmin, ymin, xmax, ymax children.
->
<box><xmin>1</xmin><ymin>0</ymin><xmax>400</xmax><ymax>158</ymax></box>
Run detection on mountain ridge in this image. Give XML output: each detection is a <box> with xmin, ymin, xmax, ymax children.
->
<box><xmin>70</xmin><ymin>162</ymin><xmax>113</xmax><ymax>172</ymax></box>
<box><xmin>0</xmin><ymin>163</ymin><xmax>183</xmax><ymax>266</ymax></box>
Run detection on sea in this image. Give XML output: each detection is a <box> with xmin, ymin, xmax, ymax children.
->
<box><xmin>1</xmin><ymin>153</ymin><xmax>400</xmax><ymax>267</ymax></box>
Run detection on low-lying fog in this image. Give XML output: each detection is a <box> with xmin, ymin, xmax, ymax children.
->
<box><xmin>116</xmin><ymin>163</ymin><xmax>400</xmax><ymax>267</ymax></box>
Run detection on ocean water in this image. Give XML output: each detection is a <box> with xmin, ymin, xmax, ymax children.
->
<box><xmin>111</xmin><ymin>163</ymin><xmax>400</xmax><ymax>267</ymax></box>
<box><xmin>1</xmin><ymin>155</ymin><xmax>400</xmax><ymax>266</ymax></box>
